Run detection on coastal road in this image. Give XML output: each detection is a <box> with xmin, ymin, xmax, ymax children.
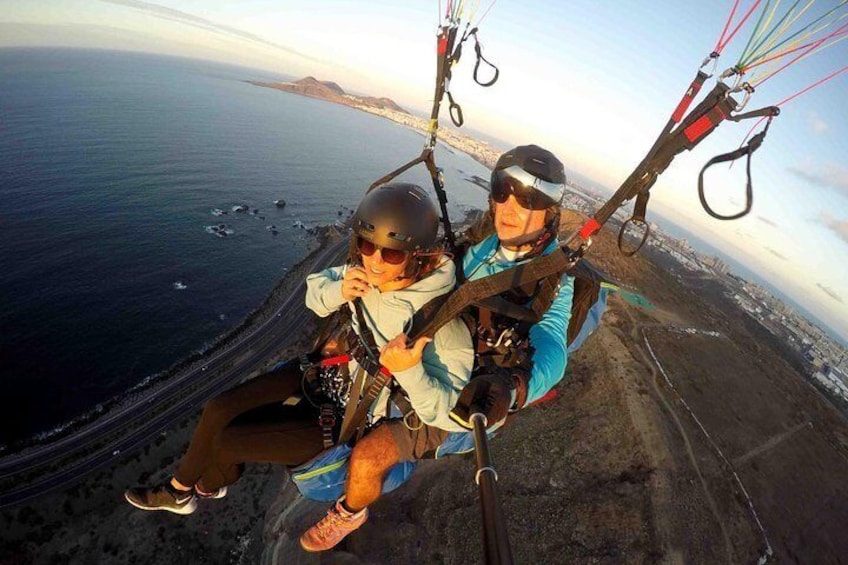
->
<box><xmin>0</xmin><ymin>236</ymin><xmax>350</xmax><ymax>508</ymax></box>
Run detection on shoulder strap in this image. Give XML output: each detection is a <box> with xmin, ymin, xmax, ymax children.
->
<box><xmin>410</xmin><ymin>245</ymin><xmax>573</xmax><ymax>341</ymax></box>
<box><xmin>339</xmin><ymin>248</ymin><xmax>573</xmax><ymax>443</ymax></box>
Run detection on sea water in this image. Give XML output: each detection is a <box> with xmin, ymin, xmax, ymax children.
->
<box><xmin>0</xmin><ymin>48</ymin><xmax>490</xmax><ymax>446</ymax></box>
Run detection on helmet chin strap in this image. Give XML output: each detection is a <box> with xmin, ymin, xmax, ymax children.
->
<box><xmin>498</xmin><ymin>227</ymin><xmax>549</xmax><ymax>250</ymax></box>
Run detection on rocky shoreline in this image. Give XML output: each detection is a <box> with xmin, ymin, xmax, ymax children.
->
<box><xmin>0</xmin><ymin>224</ymin><xmax>343</xmax><ymax>457</ymax></box>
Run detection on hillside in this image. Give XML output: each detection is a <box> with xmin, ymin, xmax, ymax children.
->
<box><xmin>2</xmin><ymin>210</ymin><xmax>848</xmax><ymax>563</ymax></box>
<box><xmin>249</xmin><ymin>76</ymin><xmax>409</xmax><ymax>115</ymax></box>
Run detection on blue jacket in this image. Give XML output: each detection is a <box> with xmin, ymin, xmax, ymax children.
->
<box><xmin>462</xmin><ymin>234</ymin><xmax>575</xmax><ymax>404</ymax></box>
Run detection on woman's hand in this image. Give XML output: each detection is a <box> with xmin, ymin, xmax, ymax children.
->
<box><xmin>379</xmin><ymin>333</ymin><xmax>432</xmax><ymax>373</ymax></box>
<box><xmin>340</xmin><ymin>266</ymin><xmax>370</xmax><ymax>301</ymax></box>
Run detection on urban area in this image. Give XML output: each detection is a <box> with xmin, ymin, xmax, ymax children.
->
<box><xmin>561</xmin><ymin>182</ymin><xmax>848</xmax><ymax>408</ymax></box>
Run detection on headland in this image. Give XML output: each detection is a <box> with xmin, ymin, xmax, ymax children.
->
<box><xmin>248</xmin><ymin>76</ymin><xmax>502</xmax><ymax>169</ymax></box>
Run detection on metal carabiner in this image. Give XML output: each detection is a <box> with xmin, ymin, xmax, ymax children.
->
<box><xmin>700</xmin><ymin>51</ymin><xmax>720</xmax><ymax>78</ymax></box>
<box><xmin>729</xmin><ymin>82</ymin><xmax>754</xmax><ymax>113</ymax></box>
<box><xmin>719</xmin><ymin>66</ymin><xmax>745</xmax><ymax>91</ymax></box>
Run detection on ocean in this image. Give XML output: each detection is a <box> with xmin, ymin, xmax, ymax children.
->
<box><xmin>0</xmin><ymin>48</ymin><xmax>490</xmax><ymax>447</ymax></box>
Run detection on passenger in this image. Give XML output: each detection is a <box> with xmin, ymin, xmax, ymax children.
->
<box><xmin>449</xmin><ymin>144</ymin><xmax>575</xmax><ymax>429</ymax></box>
<box><xmin>124</xmin><ymin>182</ymin><xmax>473</xmax><ymax>519</ymax></box>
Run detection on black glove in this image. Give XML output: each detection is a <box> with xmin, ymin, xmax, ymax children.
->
<box><xmin>450</xmin><ymin>373</ymin><xmax>522</xmax><ymax>430</ymax></box>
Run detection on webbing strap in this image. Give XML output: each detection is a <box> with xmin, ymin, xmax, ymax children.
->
<box><xmin>336</xmin><ymin>299</ymin><xmax>391</xmax><ymax>443</ymax></box>
<box><xmin>338</xmin><ymin>362</ymin><xmax>393</xmax><ymax>444</ymax></box>
<box><xmin>336</xmin><ymin>248</ymin><xmax>573</xmax><ymax>443</ymax></box>
<box><xmin>471</xmin><ymin>29</ymin><xmax>499</xmax><ymax>87</ymax></box>
<box><xmin>698</xmin><ymin>117</ymin><xmax>772</xmax><ymax>220</ymax></box>
<box><xmin>618</xmin><ymin>189</ymin><xmax>652</xmax><ymax>257</ymax></box>
<box><xmin>409</xmin><ymin>247</ymin><xmax>573</xmax><ymax>342</ymax></box>
<box><xmin>338</xmin><ymin>364</ymin><xmax>369</xmax><ymax>443</ymax></box>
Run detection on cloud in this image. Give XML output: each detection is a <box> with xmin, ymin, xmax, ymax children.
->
<box><xmin>808</xmin><ymin>112</ymin><xmax>829</xmax><ymax>134</ymax></box>
<box><xmin>757</xmin><ymin>216</ymin><xmax>778</xmax><ymax>227</ymax></box>
<box><xmin>788</xmin><ymin>162</ymin><xmax>848</xmax><ymax>196</ymax></box>
<box><xmin>764</xmin><ymin>247</ymin><xmax>788</xmax><ymax>260</ymax></box>
<box><xmin>99</xmin><ymin>0</ymin><xmax>323</xmax><ymax>64</ymax></box>
<box><xmin>821</xmin><ymin>214</ymin><xmax>848</xmax><ymax>245</ymax></box>
<box><xmin>816</xmin><ymin>283</ymin><xmax>844</xmax><ymax>304</ymax></box>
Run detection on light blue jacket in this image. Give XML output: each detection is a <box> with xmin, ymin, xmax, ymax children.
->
<box><xmin>462</xmin><ymin>235</ymin><xmax>575</xmax><ymax>404</ymax></box>
<box><xmin>305</xmin><ymin>257</ymin><xmax>474</xmax><ymax>432</ymax></box>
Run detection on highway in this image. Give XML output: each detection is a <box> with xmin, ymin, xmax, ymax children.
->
<box><xmin>0</xmin><ymin>237</ymin><xmax>350</xmax><ymax>508</ymax></box>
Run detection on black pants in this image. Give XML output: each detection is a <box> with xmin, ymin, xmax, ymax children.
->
<box><xmin>174</xmin><ymin>360</ymin><xmax>325</xmax><ymax>491</ymax></box>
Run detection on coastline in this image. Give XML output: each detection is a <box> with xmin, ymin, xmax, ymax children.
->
<box><xmin>0</xmin><ymin>225</ymin><xmax>342</xmax><ymax>455</ymax></box>
<box><xmin>248</xmin><ymin>80</ymin><xmax>502</xmax><ymax>170</ymax></box>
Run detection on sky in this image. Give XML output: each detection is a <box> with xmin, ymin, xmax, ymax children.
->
<box><xmin>2</xmin><ymin>0</ymin><xmax>847</xmax><ymax>341</ymax></box>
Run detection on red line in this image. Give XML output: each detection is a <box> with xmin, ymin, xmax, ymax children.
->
<box><xmin>775</xmin><ymin>65</ymin><xmax>848</xmax><ymax>107</ymax></box>
<box><xmin>715</xmin><ymin>0</ymin><xmax>742</xmax><ymax>54</ymax></box>
<box><xmin>738</xmin><ymin>66</ymin><xmax>847</xmax><ymax>148</ymax></box>
<box><xmin>756</xmin><ymin>21</ymin><xmax>848</xmax><ymax>88</ymax></box>
<box><xmin>717</xmin><ymin>0</ymin><xmax>764</xmax><ymax>54</ymax></box>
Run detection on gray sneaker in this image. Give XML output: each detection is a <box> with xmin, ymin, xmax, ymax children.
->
<box><xmin>124</xmin><ymin>482</ymin><xmax>197</xmax><ymax>515</ymax></box>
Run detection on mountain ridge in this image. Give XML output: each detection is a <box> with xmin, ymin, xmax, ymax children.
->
<box><xmin>249</xmin><ymin>76</ymin><xmax>409</xmax><ymax>115</ymax></box>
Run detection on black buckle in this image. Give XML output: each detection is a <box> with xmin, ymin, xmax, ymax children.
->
<box><xmin>299</xmin><ymin>354</ymin><xmax>313</xmax><ymax>373</ymax></box>
<box><xmin>319</xmin><ymin>412</ymin><xmax>336</xmax><ymax>429</ymax></box>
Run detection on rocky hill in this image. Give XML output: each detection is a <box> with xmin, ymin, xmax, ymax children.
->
<box><xmin>249</xmin><ymin>76</ymin><xmax>409</xmax><ymax>115</ymax></box>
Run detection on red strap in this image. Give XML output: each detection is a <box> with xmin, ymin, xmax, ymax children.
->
<box><xmin>320</xmin><ymin>353</ymin><xmax>392</xmax><ymax>377</ymax></box>
<box><xmin>438</xmin><ymin>34</ymin><xmax>448</xmax><ymax>55</ymax></box>
<box><xmin>319</xmin><ymin>354</ymin><xmax>351</xmax><ymax>367</ymax></box>
<box><xmin>672</xmin><ymin>78</ymin><xmax>705</xmax><ymax>123</ymax></box>
<box><xmin>684</xmin><ymin>105</ymin><xmax>727</xmax><ymax>143</ymax></box>
<box><xmin>528</xmin><ymin>389</ymin><xmax>558</xmax><ymax>407</ymax></box>
<box><xmin>578</xmin><ymin>217</ymin><xmax>602</xmax><ymax>239</ymax></box>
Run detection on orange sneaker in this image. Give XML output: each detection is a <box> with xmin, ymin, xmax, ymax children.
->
<box><xmin>300</xmin><ymin>497</ymin><xmax>368</xmax><ymax>552</ymax></box>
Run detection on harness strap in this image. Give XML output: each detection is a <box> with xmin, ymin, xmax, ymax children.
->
<box><xmin>409</xmin><ymin>246</ymin><xmax>573</xmax><ymax>342</ymax></box>
<box><xmin>337</xmin><ymin>250</ymin><xmax>573</xmax><ymax>443</ymax></box>
<box><xmin>338</xmin><ymin>363</ymin><xmax>393</xmax><ymax>444</ymax></box>
<box><xmin>698</xmin><ymin>117</ymin><xmax>772</xmax><ymax>220</ymax></box>
<box><xmin>352</xmin><ymin>299</ymin><xmax>380</xmax><ymax>362</ymax></box>
<box><xmin>471</xmin><ymin>29</ymin><xmax>499</xmax><ymax>87</ymax></box>
<box><xmin>447</xmin><ymin>90</ymin><xmax>464</xmax><ymax>127</ymax></box>
<box><xmin>338</xmin><ymin>364</ymin><xmax>369</xmax><ymax>443</ymax></box>
<box><xmin>617</xmin><ymin>189</ymin><xmax>652</xmax><ymax>257</ymax></box>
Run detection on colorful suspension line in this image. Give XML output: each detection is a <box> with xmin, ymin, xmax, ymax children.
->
<box><xmin>739</xmin><ymin>1</ymin><xmax>848</xmax><ymax>71</ymax></box>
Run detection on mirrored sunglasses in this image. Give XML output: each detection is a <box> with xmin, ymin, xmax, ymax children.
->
<box><xmin>490</xmin><ymin>166</ymin><xmax>564</xmax><ymax>211</ymax></box>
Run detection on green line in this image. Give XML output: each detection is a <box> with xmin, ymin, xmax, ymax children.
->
<box><xmin>292</xmin><ymin>458</ymin><xmax>347</xmax><ymax>481</ymax></box>
<box><xmin>738</xmin><ymin>0</ymin><xmax>774</xmax><ymax>66</ymax></box>
<box><xmin>743</xmin><ymin>0</ymin><xmax>803</xmax><ymax>67</ymax></box>
<box><xmin>745</xmin><ymin>1</ymin><xmax>848</xmax><ymax>67</ymax></box>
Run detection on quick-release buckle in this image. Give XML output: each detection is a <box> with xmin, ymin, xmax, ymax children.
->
<box><xmin>319</xmin><ymin>412</ymin><xmax>336</xmax><ymax>429</ymax></box>
<box><xmin>298</xmin><ymin>354</ymin><xmax>313</xmax><ymax>373</ymax></box>
<box><xmin>319</xmin><ymin>404</ymin><xmax>337</xmax><ymax>448</ymax></box>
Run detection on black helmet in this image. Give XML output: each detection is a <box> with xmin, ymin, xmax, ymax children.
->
<box><xmin>353</xmin><ymin>182</ymin><xmax>439</xmax><ymax>252</ymax></box>
<box><xmin>491</xmin><ymin>144</ymin><xmax>567</xmax><ymax>208</ymax></box>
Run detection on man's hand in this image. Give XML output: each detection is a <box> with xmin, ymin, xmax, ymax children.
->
<box><xmin>341</xmin><ymin>266</ymin><xmax>370</xmax><ymax>301</ymax></box>
<box><xmin>379</xmin><ymin>333</ymin><xmax>432</xmax><ymax>373</ymax></box>
<box><xmin>449</xmin><ymin>374</ymin><xmax>514</xmax><ymax>430</ymax></box>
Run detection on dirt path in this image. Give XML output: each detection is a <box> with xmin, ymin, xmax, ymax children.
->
<box><xmin>733</xmin><ymin>420</ymin><xmax>812</xmax><ymax>466</ymax></box>
<box><xmin>616</xmin><ymin>303</ymin><xmax>735</xmax><ymax>564</ymax></box>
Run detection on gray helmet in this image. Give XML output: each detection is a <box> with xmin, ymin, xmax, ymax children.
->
<box><xmin>492</xmin><ymin>144</ymin><xmax>567</xmax><ymax>206</ymax></box>
<box><xmin>353</xmin><ymin>182</ymin><xmax>439</xmax><ymax>252</ymax></box>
